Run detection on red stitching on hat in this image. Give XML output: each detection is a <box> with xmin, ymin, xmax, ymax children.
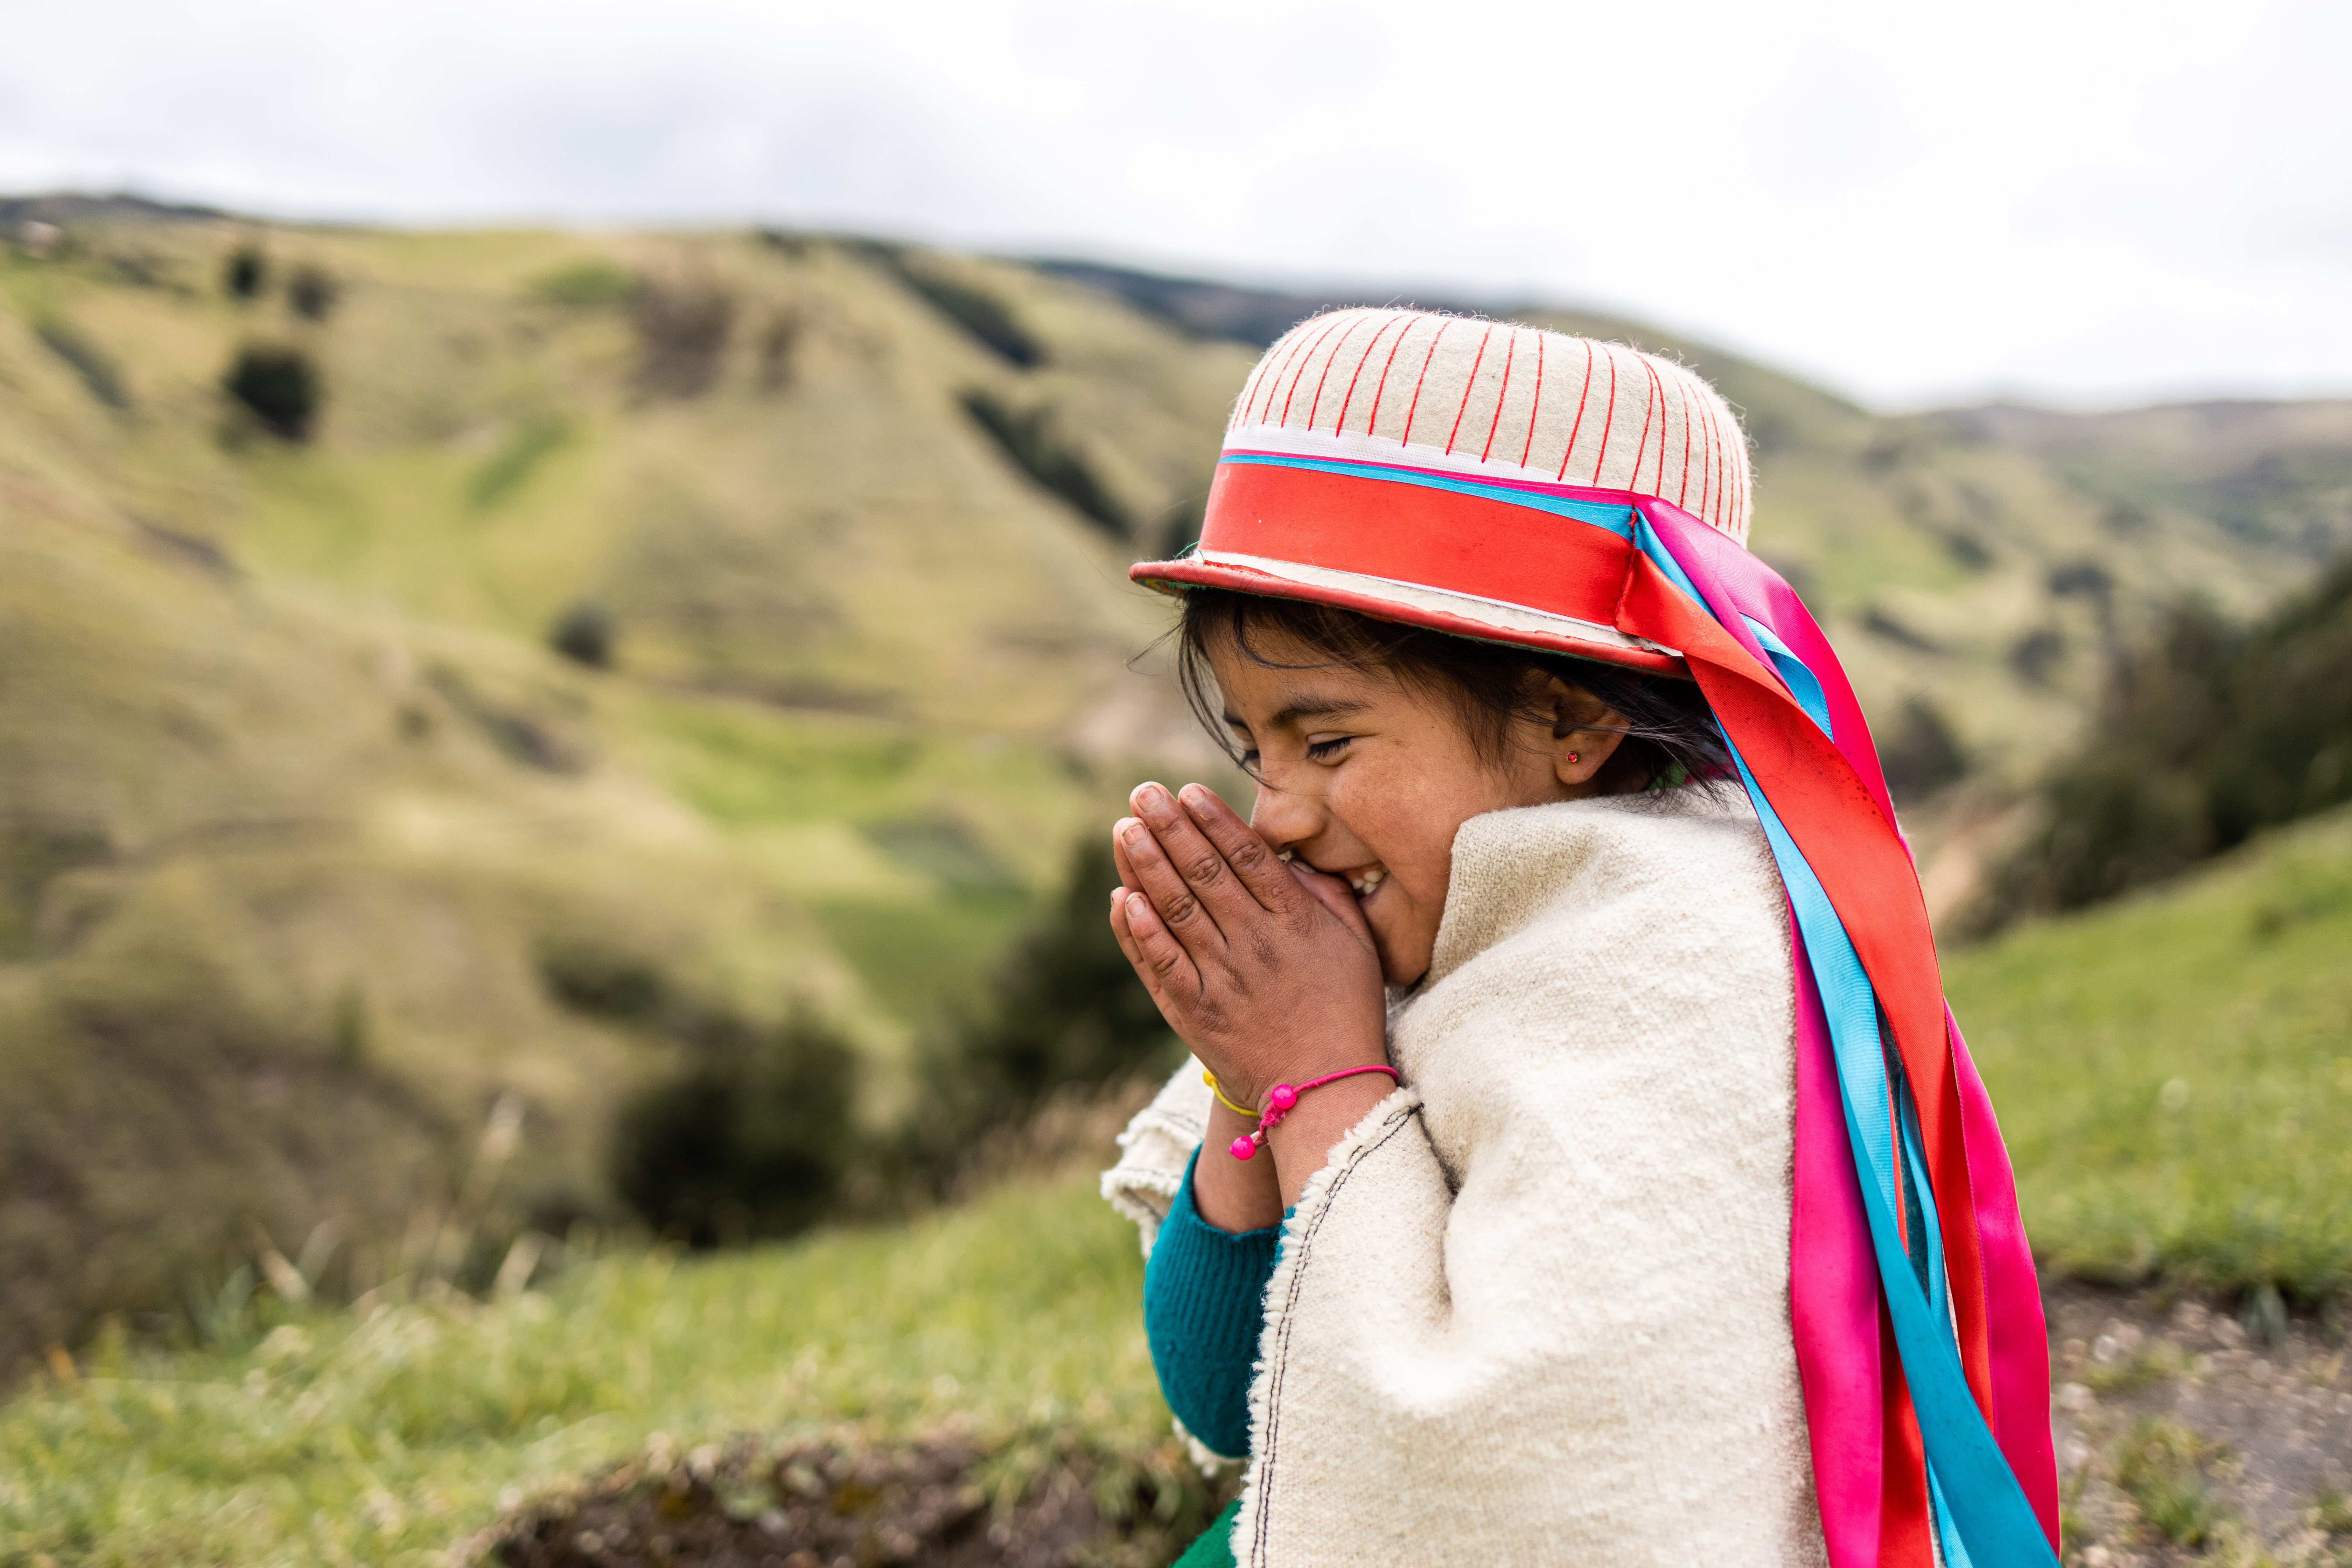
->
<box><xmin>1232</xmin><ymin>359</ymin><xmax>1266</xmax><ymax>430</ymax></box>
<box><xmin>1306</xmin><ymin>313</ymin><xmax>1372</xmax><ymax>431</ymax></box>
<box><xmin>1712</xmin><ymin>394</ymin><xmax>1735</xmax><ymax>528</ymax></box>
<box><xmin>1252</xmin><ymin>314</ymin><xmax>1329</xmax><ymax>425</ymax></box>
<box><xmin>1279</xmin><ymin>313</ymin><xmax>1356</xmax><ymax>427</ymax></box>
<box><xmin>1245</xmin><ymin>330</ymin><xmax>1303</xmax><ymax>425</ymax></box>
<box><xmin>1444</xmin><ymin>324</ymin><xmax>1495</xmax><ymax>456</ymax></box>
<box><xmin>1519</xmin><ymin>334</ymin><xmax>1546</xmax><ymax>469</ymax></box>
<box><xmin>1697</xmin><ymin>388</ymin><xmax>1719</xmax><ymax>523</ymax></box>
<box><xmin>1676</xmin><ymin>373</ymin><xmax>1694</xmax><ymax>509</ymax></box>
<box><xmin>1399</xmin><ymin>318</ymin><xmax>1455</xmax><ymax>446</ymax></box>
<box><xmin>1631</xmin><ymin>358</ymin><xmax>1662</xmax><ymax>491</ymax></box>
<box><xmin>1364</xmin><ymin>315</ymin><xmax>1420</xmax><ymax>436</ymax></box>
<box><xmin>1334</xmin><ymin>314</ymin><xmax>1401</xmax><ymax>435</ymax></box>
<box><xmin>1589</xmin><ymin>349</ymin><xmax>1619</xmax><ymax>483</ymax></box>
<box><xmin>1478</xmin><ymin>330</ymin><xmax>1519</xmax><ymax>464</ymax></box>
<box><xmin>1557</xmin><ymin>339</ymin><xmax>1597</xmax><ymax>481</ymax></box>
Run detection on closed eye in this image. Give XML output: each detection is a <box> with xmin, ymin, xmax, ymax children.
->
<box><xmin>1304</xmin><ymin>736</ymin><xmax>1353</xmax><ymax>762</ymax></box>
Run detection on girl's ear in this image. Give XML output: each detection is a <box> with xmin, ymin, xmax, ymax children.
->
<box><xmin>1544</xmin><ymin>677</ymin><xmax>1629</xmax><ymax>793</ymax></box>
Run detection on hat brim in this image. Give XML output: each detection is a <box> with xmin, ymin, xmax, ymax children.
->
<box><xmin>1131</xmin><ymin>550</ymin><xmax>1689</xmax><ymax>678</ymax></box>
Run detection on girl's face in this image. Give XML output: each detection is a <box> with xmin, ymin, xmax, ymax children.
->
<box><xmin>1209</xmin><ymin>628</ymin><xmax>1627</xmax><ymax>987</ymax></box>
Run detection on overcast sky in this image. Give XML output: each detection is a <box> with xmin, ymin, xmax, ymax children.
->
<box><xmin>4</xmin><ymin>0</ymin><xmax>2346</xmax><ymax>410</ymax></box>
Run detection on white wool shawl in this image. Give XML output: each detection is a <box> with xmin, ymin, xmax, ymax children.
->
<box><xmin>1103</xmin><ymin>787</ymin><xmax>1828</xmax><ymax>1566</ymax></box>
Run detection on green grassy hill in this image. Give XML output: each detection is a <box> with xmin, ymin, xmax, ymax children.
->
<box><xmin>0</xmin><ymin>209</ymin><xmax>1246</xmax><ymax>1366</ymax></box>
<box><xmin>4</xmin><ymin>201</ymin><xmax>2347</xmax><ymax>1371</ymax></box>
<box><xmin>3</xmin><ymin>808</ymin><xmax>2347</xmax><ymax>1564</ymax></box>
<box><xmin>1947</xmin><ymin>804</ymin><xmax>2352</xmax><ymax>1302</ymax></box>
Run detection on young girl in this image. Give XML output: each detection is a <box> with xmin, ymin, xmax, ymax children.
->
<box><xmin>1100</xmin><ymin>309</ymin><xmax>2060</xmax><ymax>1567</ymax></box>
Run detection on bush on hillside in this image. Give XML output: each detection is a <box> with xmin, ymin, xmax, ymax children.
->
<box><xmin>903</xmin><ymin>837</ymin><xmax>1181</xmax><ymax>1178</ymax></box>
<box><xmin>609</xmin><ymin>1011</ymin><xmax>859</xmax><ymax>1246</ymax></box>
<box><xmin>222</xmin><ymin>243</ymin><xmax>268</xmax><ymax>300</ymax></box>
<box><xmin>631</xmin><ymin>275</ymin><xmax>736</xmax><ymax>399</ymax></box>
<box><xmin>863</xmin><ymin>244</ymin><xmax>1043</xmax><ymax>367</ymax></box>
<box><xmin>1877</xmin><ymin>695</ymin><xmax>1968</xmax><ymax>804</ymax></box>
<box><xmin>758</xmin><ymin>309</ymin><xmax>801</xmax><ymax>392</ymax></box>
<box><xmin>1990</xmin><ymin>553</ymin><xmax>2352</xmax><ymax>918</ymax></box>
<box><xmin>222</xmin><ymin>344</ymin><xmax>322</xmax><ymax>441</ymax></box>
<box><xmin>286</xmin><ymin>263</ymin><xmax>341</xmax><ymax>321</ymax></box>
<box><xmin>548</xmin><ymin>601</ymin><xmax>617</xmax><ymax>668</ymax></box>
<box><xmin>961</xmin><ymin>388</ymin><xmax>1133</xmax><ymax>538</ymax></box>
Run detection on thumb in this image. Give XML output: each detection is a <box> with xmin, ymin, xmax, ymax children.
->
<box><xmin>1288</xmin><ymin>859</ymin><xmax>1376</xmax><ymax>945</ymax></box>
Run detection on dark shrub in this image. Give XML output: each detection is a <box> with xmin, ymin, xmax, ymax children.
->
<box><xmin>1877</xmin><ymin>695</ymin><xmax>1967</xmax><ymax>804</ymax></box>
<box><xmin>611</xmin><ymin>1013</ymin><xmax>859</xmax><ymax>1246</ymax></box>
<box><xmin>223</xmin><ymin>344</ymin><xmax>321</xmax><ymax>440</ymax></box>
<box><xmin>1991</xmin><ymin>555</ymin><xmax>2352</xmax><ymax>920</ymax></box>
<box><xmin>632</xmin><ymin>276</ymin><xmax>736</xmax><ymax>399</ymax></box>
<box><xmin>904</xmin><ymin>837</ymin><xmax>1179</xmax><ymax>1174</ymax></box>
<box><xmin>863</xmin><ymin>245</ymin><xmax>1042</xmax><ymax>366</ymax></box>
<box><xmin>548</xmin><ymin>601</ymin><xmax>617</xmax><ymax>669</ymax></box>
<box><xmin>538</xmin><ymin>939</ymin><xmax>670</xmax><ymax>1024</ymax></box>
<box><xmin>287</xmin><ymin>264</ymin><xmax>340</xmax><ymax>321</ymax></box>
<box><xmin>223</xmin><ymin>244</ymin><xmax>267</xmax><ymax>300</ymax></box>
<box><xmin>961</xmin><ymin>387</ymin><xmax>1132</xmax><ymax>537</ymax></box>
<box><xmin>758</xmin><ymin>310</ymin><xmax>799</xmax><ymax>392</ymax></box>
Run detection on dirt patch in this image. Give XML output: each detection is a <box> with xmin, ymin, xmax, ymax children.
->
<box><xmin>482</xmin><ymin>1433</ymin><xmax>1228</xmax><ymax>1568</ymax></box>
<box><xmin>480</xmin><ymin>1282</ymin><xmax>2352</xmax><ymax>1567</ymax></box>
<box><xmin>2047</xmin><ymin>1281</ymin><xmax>2352</xmax><ymax>1564</ymax></box>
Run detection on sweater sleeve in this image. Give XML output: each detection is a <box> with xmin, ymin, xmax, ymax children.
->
<box><xmin>1142</xmin><ymin>1149</ymin><xmax>1281</xmax><ymax>1460</ymax></box>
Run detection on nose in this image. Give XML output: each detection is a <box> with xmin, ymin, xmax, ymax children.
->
<box><xmin>1247</xmin><ymin>776</ymin><xmax>1325</xmax><ymax>855</ymax></box>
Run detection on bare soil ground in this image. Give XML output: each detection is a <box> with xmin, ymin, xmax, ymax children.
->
<box><xmin>480</xmin><ymin>1280</ymin><xmax>2352</xmax><ymax>1568</ymax></box>
<box><xmin>2049</xmin><ymin>1282</ymin><xmax>2352</xmax><ymax>1565</ymax></box>
<box><xmin>482</xmin><ymin>1434</ymin><xmax>1230</xmax><ymax>1568</ymax></box>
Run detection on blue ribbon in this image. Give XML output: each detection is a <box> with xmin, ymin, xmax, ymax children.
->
<box><xmin>1632</xmin><ymin>517</ymin><xmax>2053</xmax><ymax>1566</ymax></box>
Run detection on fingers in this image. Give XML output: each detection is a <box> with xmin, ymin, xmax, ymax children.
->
<box><xmin>1110</xmin><ymin>884</ymin><xmax>1201</xmax><ymax>1001</ymax></box>
<box><xmin>1110</xmin><ymin>825</ymin><xmax>1143</xmax><ymax>894</ymax></box>
<box><xmin>1118</xmin><ymin>806</ymin><xmax>1229</xmax><ymax>958</ymax></box>
<box><xmin>1106</xmin><ymin>885</ymin><xmax>1167</xmax><ymax>987</ymax></box>
<box><xmin>1174</xmin><ymin>784</ymin><xmax>1302</xmax><ymax>918</ymax></box>
<box><xmin>1126</xmin><ymin>780</ymin><xmax>1261</xmax><ymax>938</ymax></box>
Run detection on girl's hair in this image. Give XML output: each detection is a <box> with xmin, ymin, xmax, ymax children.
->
<box><xmin>1175</xmin><ymin>589</ymin><xmax>1729</xmax><ymax>794</ymax></box>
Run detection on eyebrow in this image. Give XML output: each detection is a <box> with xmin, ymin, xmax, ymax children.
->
<box><xmin>1224</xmin><ymin>695</ymin><xmax>1373</xmax><ymax>733</ymax></box>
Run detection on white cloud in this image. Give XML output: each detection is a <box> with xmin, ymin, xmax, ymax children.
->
<box><xmin>2</xmin><ymin>0</ymin><xmax>2345</xmax><ymax>406</ymax></box>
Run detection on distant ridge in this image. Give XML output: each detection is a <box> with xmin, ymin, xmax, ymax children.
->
<box><xmin>1030</xmin><ymin>258</ymin><xmax>1503</xmax><ymax>349</ymax></box>
<box><xmin>0</xmin><ymin>190</ymin><xmax>238</xmax><ymax>226</ymax></box>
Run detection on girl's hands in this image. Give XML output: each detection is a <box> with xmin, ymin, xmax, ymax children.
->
<box><xmin>1106</xmin><ymin>781</ymin><xmax>1388</xmax><ymax>1110</ymax></box>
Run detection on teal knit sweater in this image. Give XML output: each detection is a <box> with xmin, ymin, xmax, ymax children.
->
<box><xmin>1142</xmin><ymin>1151</ymin><xmax>1281</xmax><ymax>1458</ymax></box>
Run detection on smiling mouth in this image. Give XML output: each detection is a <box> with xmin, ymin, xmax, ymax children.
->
<box><xmin>1280</xmin><ymin>850</ymin><xmax>1387</xmax><ymax>900</ymax></box>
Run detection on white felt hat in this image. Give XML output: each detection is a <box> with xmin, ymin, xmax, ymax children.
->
<box><xmin>1225</xmin><ymin>307</ymin><xmax>1752</xmax><ymax>544</ymax></box>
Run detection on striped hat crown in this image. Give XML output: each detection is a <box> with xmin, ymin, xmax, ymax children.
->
<box><xmin>1230</xmin><ymin>307</ymin><xmax>1753</xmax><ymax>544</ymax></box>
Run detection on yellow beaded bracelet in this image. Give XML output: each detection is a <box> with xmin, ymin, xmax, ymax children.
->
<box><xmin>1202</xmin><ymin>1069</ymin><xmax>1260</xmax><ymax>1120</ymax></box>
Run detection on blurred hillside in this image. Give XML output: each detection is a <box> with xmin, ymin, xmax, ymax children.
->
<box><xmin>0</xmin><ymin>200</ymin><xmax>1242</xmax><ymax>1365</ymax></box>
<box><xmin>3</xmin><ymin>198</ymin><xmax>2348</xmax><ymax>1366</ymax></box>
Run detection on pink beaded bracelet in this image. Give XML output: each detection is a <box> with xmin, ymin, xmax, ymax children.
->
<box><xmin>1229</xmin><ymin>1064</ymin><xmax>1403</xmax><ymax>1160</ymax></box>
